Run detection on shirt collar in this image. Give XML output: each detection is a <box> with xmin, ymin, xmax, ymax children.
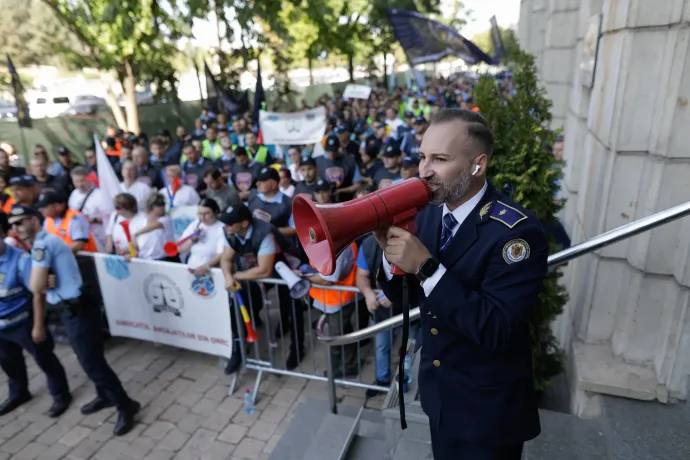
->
<box><xmin>441</xmin><ymin>181</ymin><xmax>488</xmax><ymax>230</ymax></box>
<box><xmin>257</xmin><ymin>191</ymin><xmax>284</xmax><ymax>204</ymax></box>
<box><xmin>236</xmin><ymin>225</ymin><xmax>253</xmax><ymax>243</ymax></box>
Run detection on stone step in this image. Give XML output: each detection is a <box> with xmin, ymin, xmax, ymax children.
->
<box><xmin>302</xmin><ymin>412</ymin><xmax>358</xmax><ymax>460</ymax></box>
<box><xmin>346</xmin><ymin>435</ymin><xmax>389</xmax><ymax>460</ymax></box>
<box><xmin>269</xmin><ymin>398</ymin><xmax>387</xmax><ymax>460</ymax></box>
<box><xmin>393</xmin><ymin>437</ymin><xmax>432</xmax><ymax>460</ymax></box>
<box><xmin>524</xmin><ymin>409</ymin><xmax>609</xmax><ymax>460</ymax></box>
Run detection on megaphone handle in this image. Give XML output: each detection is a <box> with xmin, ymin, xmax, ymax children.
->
<box><xmin>389</xmin><ymin>215</ymin><xmax>418</xmax><ymax>276</ymax></box>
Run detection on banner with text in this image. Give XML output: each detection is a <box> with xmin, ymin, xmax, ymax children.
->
<box><xmin>259</xmin><ymin>107</ymin><xmax>327</xmax><ymax>145</ymax></box>
<box><xmin>93</xmin><ymin>254</ymin><xmax>232</xmax><ymax>357</ymax></box>
<box><xmin>343</xmin><ymin>84</ymin><xmax>372</xmax><ymax>100</ymax></box>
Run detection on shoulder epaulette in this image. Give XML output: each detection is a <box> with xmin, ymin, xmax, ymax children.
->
<box><xmin>490</xmin><ymin>201</ymin><xmax>527</xmax><ymax>229</ymax></box>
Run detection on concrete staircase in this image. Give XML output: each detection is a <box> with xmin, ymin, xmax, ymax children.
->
<box><xmin>270</xmin><ymin>349</ymin><xmax>690</xmax><ymax>459</ymax></box>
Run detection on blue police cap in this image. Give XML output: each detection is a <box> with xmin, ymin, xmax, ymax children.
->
<box><xmin>402</xmin><ymin>156</ymin><xmax>420</xmax><ymax>167</ymax></box>
<box><xmin>9</xmin><ymin>174</ymin><xmax>35</xmax><ymax>187</ymax></box>
<box><xmin>8</xmin><ymin>205</ymin><xmax>41</xmax><ymax>224</ymax></box>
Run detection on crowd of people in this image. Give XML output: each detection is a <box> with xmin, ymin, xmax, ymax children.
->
<box><xmin>0</xmin><ymin>73</ymin><xmax>536</xmax><ymax>407</ymax></box>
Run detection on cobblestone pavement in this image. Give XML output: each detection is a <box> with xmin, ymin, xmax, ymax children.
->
<box><xmin>0</xmin><ymin>333</ymin><xmax>385</xmax><ymax>460</ymax></box>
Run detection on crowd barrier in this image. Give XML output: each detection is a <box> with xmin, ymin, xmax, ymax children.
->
<box><xmin>77</xmin><ymin>253</ymin><xmax>396</xmax><ymax>403</ymax></box>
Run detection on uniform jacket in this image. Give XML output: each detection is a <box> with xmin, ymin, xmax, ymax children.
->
<box><xmin>378</xmin><ymin>183</ymin><xmax>548</xmax><ymax>446</ymax></box>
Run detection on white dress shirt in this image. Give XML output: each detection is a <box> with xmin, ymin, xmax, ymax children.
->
<box><xmin>383</xmin><ymin>181</ymin><xmax>488</xmax><ymax>297</ymax></box>
<box><xmin>159</xmin><ymin>184</ymin><xmax>201</xmax><ymax>209</ymax></box>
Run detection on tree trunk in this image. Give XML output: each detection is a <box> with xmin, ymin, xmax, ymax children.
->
<box><xmin>348</xmin><ymin>53</ymin><xmax>354</xmax><ymax>82</ymax></box>
<box><xmin>100</xmin><ymin>73</ymin><xmax>127</xmax><ymax>130</ymax></box>
<box><xmin>123</xmin><ymin>58</ymin><xmax>140</xmax><ymax>134</ymax></box>
<box><xmin>308</xmin><ymin>56</ymin><xmax>314</xmax><ymax>86</ymax></box>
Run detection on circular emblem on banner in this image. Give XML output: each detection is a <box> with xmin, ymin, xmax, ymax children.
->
<box><xmin>144</xmin><ymin>274</ymin><xmax>184</xmax><ymax>316</ymax></box>
<box><xmin>502</xmin><ymin>239</ymin><xmax>530</xmax><ymax>264</ymax></box>
<box><xmin>309</xmin><ymin>227</ymin><xmax>317</xmax><ymax>243</ymax></box>
<box><xmin>190</xmin><ymin>274</ymin><xmax>217</xmax><ymax>299</ymax></box>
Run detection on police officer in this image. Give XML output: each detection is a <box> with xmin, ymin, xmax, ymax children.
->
<box><xmin>0</xmin><ymin>210</ymin><xmax>71</xmax><ymax>417</ymax></box>
<box><xmin>292</xmin><ymin>159</ymin><xmax>320</xmax><ymax>199</ymax></box>
<box><xmin>181</xmin><ymin>142</ymin><xmax>210</xmax><ymax>195</ymax></box>
<box><xmin>220</xmin><ymin>205</ymin><xmax>305</xmax><ymax>372</ymax></box>
<box><xmin>230</xmin><ymin>147</ymin><xmax>262</xmax><ymax>202</ymax></box>
<box><xmin>315</xmin><ymin>135</ymin><xmax>361</xmax><ymax>202</ymax></box>
<box><xmin>372</xmin><ymin>144</ymin><xmax>403</xmax><ymax>189</ymax></box>
<box><xmin>12</xmin><ymin>205</ymin><xmax>141</xmax><ymax>436</ymax></box>
<box><xmin>247</xmin><ymin>167</ymin><xmax>295</xmax><ymax>237</ymax></box>
<box><xmin>37</xmin><ymin>191</ymin><xmax>98</xmax><ymax>254</ymax></box>
<box><xmin>375</xmin><ymin>109</ymin><xmax>548</xmax><ymax>459</ymax></box>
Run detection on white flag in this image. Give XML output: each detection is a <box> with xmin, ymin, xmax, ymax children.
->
<box><xmin>94</xmin><ymin>134</ymin><xmax>121</xmax><ymax>201</ymax></box>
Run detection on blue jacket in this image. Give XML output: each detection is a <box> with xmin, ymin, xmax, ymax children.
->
<box><xmin>378</xmin><ymin>183</ymin><xmax>548</xmax><ymax>446</ymax></box>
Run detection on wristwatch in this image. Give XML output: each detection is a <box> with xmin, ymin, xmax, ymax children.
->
<box><xmin>416</xmin><ymin>257</ymin><xmax>440</xmax><ymax>282</ymax></box>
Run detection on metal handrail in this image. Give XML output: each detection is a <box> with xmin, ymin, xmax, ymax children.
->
<box><xmin>318</xmin><ymin>199</ymin><xmax>690</xmax><ymax>347</ymax></box>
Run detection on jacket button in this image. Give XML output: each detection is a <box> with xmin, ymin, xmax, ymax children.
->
<box><xmin>431</xmin><ymin>328</ymin><xmax>438</xmax><ymax>335</ymax></box>
<box><xmin>433</xmin><ymin>315</ymin><xmax>437</xmax><ymax>319</ymax></box>
<box><xmin>433</xmin><ymin>360</ymin><xmax>440</xmax><ymax>367</ymax></box>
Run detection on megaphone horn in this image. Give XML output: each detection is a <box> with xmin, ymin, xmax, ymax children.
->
<box><xmin>164</xmin><ymin>228</ymin><xmax>202</xmax><ymax>257</ymax></box>
<box><xmin>293</xmin><ymin>178</ymin><xmax>431</xmax><ymax>276</ymax></box>
<box><xmin>274</xmin><ymin>261</ymin><xmax>311</xmax><ymax>299</ymax></box>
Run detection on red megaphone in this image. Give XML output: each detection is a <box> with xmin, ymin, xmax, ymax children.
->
<box><xmin>293</xmin><ymin>178</ymin><xmax>432</xmax><ymax>276</ymax></box>
<box><xmin>163</xmin><ymin>229</ymin><xmax>201</xmax><ymax>257</ymax></box>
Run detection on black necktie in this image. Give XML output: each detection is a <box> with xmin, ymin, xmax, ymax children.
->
<box><xmin>440</xmin><ymin>213</ymin><xmax>458</xmax><ymax>251</ymax></box>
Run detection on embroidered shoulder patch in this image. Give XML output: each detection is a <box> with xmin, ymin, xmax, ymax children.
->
<box><xmin>503</xmin><ymin>239</ymin><xmax>530</xmax><ymax>264</ymax></box>
<box><xmin>33</xmin><ymin>249</ymin><xmax>45</xmax><ymax>262</ymax></box>
<box><xmin>490</xmin><ymin>201</ymin><xmax>527</xmax><ymax>228</ymax></box>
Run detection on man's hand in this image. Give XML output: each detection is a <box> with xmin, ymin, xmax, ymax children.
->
<box><xmin>384</xmin><ymin>226</ymin><xmax>432</xmax><ymax>274</ymax></box>
<box><xmin>364</xmin><ymin>292</ymin><xmax>379</xmax><ymax>314</ymax></box>
<box><xmin>225</xmin><ymin>275</ymin><xmax>237</xmax><ymax>292</ymax></box>
<box><xmin>379</xmin><ymin>295</ymin><xmax>393</xmax><ymax>308</ymax></box>
<box><xmin>32</xmin><ymin>325</ymin><xmax>46</xmax><ymax>343</ymax></box>
<box><xmin>193</xmin><ymin>264</ymin><xmax>209</xmax><ymax>278</ymax></box>
<box><xmin>372</xmin><ymin>227</ymin><xmax>389</xmax><ymax>250</ymax></box>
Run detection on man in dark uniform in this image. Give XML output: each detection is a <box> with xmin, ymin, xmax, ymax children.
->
<box><xmin>400</xmin><ymin>116</ymin><xmax>428</xmax><ymax>158</ymax></box>
<box><xmin>219</xmin><ymin>205</ymin><xmax>305</xmax><ymax>371</ymax></box>
<box><xmin>181</xmin><ymin>142</ymin><xmax>210</xmax><ymax>195</ymax></box>
<box><xmin>230</xmin><ymin>147</ymin><xmax>262</xmax><ymax>202</ymax></box>
<box><xmin>247</xmin><ymin>167</ymin><xmax>295</xmax><ymax>237</ymax></box>
<box><xmin>132</xmin><ymin>146</ymin><xmax>165</xmax><ymax>190</ymax></box>
<box><xmin>0</xmin><ymin>210</ymin><xmax>71</xmax><ymax>417</ymax></box>
<box><xmin>374</xmin><ymin>109</ymin><xmax>548</xmax><ymax>460</ymax></box>
<box><xmin>293</xmin><ymin>158</ymin><xmax>319</xmax><ymax>199</ymax></box>
<box><xmin>16</xmin><ymin>206</ymin><xmax>141</xmax><ymax>436</ymax></box>
<box><xmin>315</xmin><ymin>135</ymin><xmax>360</xmax><ymax>202</ymax></box>
<box><xmin>372</xmin><ymin>144</ymin><xmax>402</xmax><ymax>189</ymax></box>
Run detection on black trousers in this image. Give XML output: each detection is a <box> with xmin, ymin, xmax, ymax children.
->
<box><xmin>57</xmin><ymin>297</ymin><xmax>132</xmax><ymax>410</ymax></box>
<box><xmin>0</xmin><ymin>317</ymin><xmax>70</xmax><ymax>400</ymax></box>
<box><xmin>430</xmin><ymin>423</ymin><xmax>523</xmax><ymax>460</ymax></box>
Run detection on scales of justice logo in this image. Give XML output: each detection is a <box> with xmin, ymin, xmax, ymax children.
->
<box><xmin>144</xmin><ymin>274</ymin><xmax>184</xmax><ymax>317</ymax></box>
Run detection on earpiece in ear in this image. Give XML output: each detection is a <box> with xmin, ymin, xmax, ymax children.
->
<box><xmin>472</xmin><ymin>165</ymin><xmax>480</xmax><ymax>176</ymax></box>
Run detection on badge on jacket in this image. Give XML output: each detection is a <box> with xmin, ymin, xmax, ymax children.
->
<box><xmin>33</xmin><ymin>249</ymin><xmax>45</xmax><ymax>262</ymax></box>
<box><xmin>503</xmin><ymin>239</ymin><xmax>530</xmax><ymax>264</ymax></box>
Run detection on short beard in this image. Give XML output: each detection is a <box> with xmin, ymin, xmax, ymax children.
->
<box><xmin>427</xmin><ymin>165</ymin><xmax>473</xmax><ymax>206</ymax></box>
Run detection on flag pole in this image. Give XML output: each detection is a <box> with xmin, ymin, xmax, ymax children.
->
<box><xmin>18</xmin><ymin>126</ymin><xmax>28</xmax><ymax>161</ymax></box>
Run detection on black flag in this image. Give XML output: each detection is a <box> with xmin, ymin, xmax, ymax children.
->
<box><xmin>6</xmin><ymin>55</ymin><xmax>31</xmax><ymax>128</ymax></box>
<box><xmin>489</xmin><ymin>16</ymin><xmax>506</xmax><ymax>63</ymax></box>
<box><xmin>252</xmin><ymin>59</ymin><xmax>265</xmax><ymax>129</ymax></box>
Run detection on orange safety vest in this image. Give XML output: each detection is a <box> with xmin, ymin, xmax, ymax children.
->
<box><xmin>45</xmin><ymin>208</ymin><xmax>98</xmax><ymax>252</ymax></box>
<box><xmin>309</xmin><ymin>243</ymin><xmax>358</xmax><ymax>307</ymax></box>
<box><xmin>1</xmin><ymin>196</ymin><xmax>15</xmax><ymax>214</ymax></box>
